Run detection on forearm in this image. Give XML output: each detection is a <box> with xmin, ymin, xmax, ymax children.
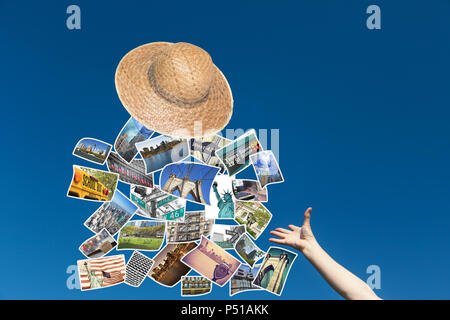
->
<box><xmin>303</xmin><ymin>240</ymin><xmax>381</xmax><ymax>300</ymax></box>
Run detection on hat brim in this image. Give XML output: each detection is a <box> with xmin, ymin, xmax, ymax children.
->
<box><xmin>115</xmin><ymin>42</ymin><xmax>233</xmax><ymax>138</ymax></box>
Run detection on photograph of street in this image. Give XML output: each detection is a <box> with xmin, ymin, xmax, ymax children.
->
<box><xmin>230</xmin><ymin>264</ymin><xmax>262</xmax><ymax>296</ymax></box>
<box><xmin>190</xmin><ymin>134</ymin><xmax>231</xmax><ymax>174</ymax></box>
<box><xmin>210</xmin><ymin>224</ymin><xmax>245</xmax><ymax>249</ymax></box>
<box><xmin>250</xmin><ymin>150</ymin><xmax>284</xmax><ymax>188</ymax></box>
<box><xmin>182</xmin><ymin>236</ymin><xmax>241</xmax><ymax>287</ymax></box>
<box><xmin>234</xmin><ymin>234</ymin><xmax>266</xmax><ymax>267</ymax></box>
<box><xmin>117</xmin><ymin>220</ymin><xmax>166</xmax><ymax>251</ymax></box>
<box><xmin>79</xmin><ymin>229</ymin><xmax>117</xmax><ymax>258</ymax></box>
<box><xmin>234</xmin><ymin>201</ymin><xmax>272</xmax><ymax>240</ymax></box>
<box><xmin>232</xmin><ymin>179</ymin><xmax>268</xmax><ymax>202</ymax></box>
<box><xmin>73</xmin><ymin>137</ymin><xmax>112</xmax><ymax>165</ymax></box>
<box><xmin>114</xmin><ymin>117</ymin><xmax>154</xmax><ymax>163</ymax></box>
<box><xmin>136</xmin><ymin>135</ymin><xmax>189</xmax><ymax>174</ymax></box>
<box><xmin>107</xmin><ymin>151</ymin><xmax>153</xmax><ymax>188</ymax></box>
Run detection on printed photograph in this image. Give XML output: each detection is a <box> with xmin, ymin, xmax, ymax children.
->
<box><xmin>215</xmin><ymin>130</ymin><xmax>262</xmax><ymax>176</ymax></box>
<box><xmin>234</xmin><ymin>201</ymin><xmax>272</xmax><ymax>240</ymax></box>
<box><xmin>190</xmin><ymin>134</ymin><xmax>231</xmax><ymax>174</ymax></box>
<box><xmin>253</xmin><ymin>247</ymin><xmax>297</xmax><ymax>296</ymax></box>
<box><xmin>234</xmin><ymin>234</ymin><xmax>266</xmax><ymax>267</ymax></box>
<box><xmin>181</xmin><ymin>276</ymin><xmax>212</xmax><ymax>297</ymax></box>
<box><xmin>182</xmin><ymin>236</ymin><xmax>241</xmax><ymax>287</ymax></box>
<box><xmin>84</xmin><ymin>190</ymin><xmax>137</xmax><ymax>236</ymax></box>
<box><xmin>250</xmin><ymin>150</ymin><xmax>284</xmax><ymax>188</ymax></box>
<box><xmin>114</xmin><ymin>117</ymin><xmax>154</xmax><ymax>163</ymax></box>
<box><xmin>232</xmin><ymin>179</ymin><xmax>268</xmax><ymax>202</ymax></box>
<box><xmin>149</xmin><ymin>242</ymin><xmax>197</xmax><ymax>287</ymax></box>
<box><xmin>130</xmin><ymin>184</ymin><xmax>185</xmax><ymax>221</ymax></box>
<box><xmin>136</xmin><ymin>135</ymin><xmax>189</xmax><ymax>174</ymax></box>
<box><xmin>230</xmin><ymin>264</ymin><xmax>262</xmax><ymax>296</ymax></box>
<box><xmin>73</xmin><ymin>137</ymin><xmax>112</xmax><ymax>165</ymax></box>
<box><xmin>166</xmin><ymin>211</ymin><xmax>214</xmax><ymax>243</ymax></box>
<box><xmin>210</xmin><ymin>224</ymin><xmax>245</xmax><ymax>250</ymax></box>
<box><xmin>79</xmin><ymin>229</ymin><xmax>116</xmax><ymax>258</ymax></box>
<box><xmin>125</xmin><ymin>251</ymin><xmax>154</xmax><ymax>287</ymax></box>
<box><xmin>67</xmin><ymin>166</ymin><xmax>119</xmax><ymax>202</ymax></box>
<box><xmin>117</xmin><ymin>220</ymin><xmax>166</xmax><ymax>251</ymax></box>
<box><xmin>159</xmin><ymin>162</ymin><xmax>219</xmax><ymax>205</ymax></box>
<box><xmin>205</xmin><ymin>174</ymin><xmax>235</xmax><ymax>219</ymax></box>
<box><xmin>107</xmin><ymin>151</ymin><xmax>154</xmax><ymax>188</ymax></box>
<box><xmin>160</xmin><ymin>162</ymin><xmax>220</xmax><ymax>205</ymax></box>
<box><xmin>77</xmin><ymin>255</ymin><xmax>125</xmax><ymax>291</ymax></box>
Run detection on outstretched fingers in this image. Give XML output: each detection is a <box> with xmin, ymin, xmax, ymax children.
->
<box><xmin>303</xmin><ymin>207</ymin><xmax>312</xmax><ymax>228</ymax></box>
<box><xmin>270</xmin><ymin>230</ymin><xmax>287</xmax><ymax>239</ymax></box>
<box><xmin>269</xmin><ymin>238</ymin><xmax>286</xmax><ymax>245</ymax></box>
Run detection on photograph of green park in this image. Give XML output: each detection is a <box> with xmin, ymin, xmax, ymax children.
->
<box><xmin>118</xmin><ymin>220</ymin><xmax>166</xmax><ymax>251</ymax></box>
<box><xmin>234</xmin><ymin>201</ymin><xmax>272</xmax><ymax>240</ymax></box>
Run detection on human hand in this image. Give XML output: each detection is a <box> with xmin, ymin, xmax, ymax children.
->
<box><xmin>269</xmin><ymin>207</ymin><xmax>318</xmax><ymax>256</ymax></box>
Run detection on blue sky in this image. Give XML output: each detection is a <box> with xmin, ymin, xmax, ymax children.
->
<box><xmin>1</xmin><ymin>0</ymin><xmax>450</xmax><ymax>299</ymax></box>
<box><xmin>111</xmin><ymin>190</ymin><xmax>138</xmax><ymax>215</ymax></box>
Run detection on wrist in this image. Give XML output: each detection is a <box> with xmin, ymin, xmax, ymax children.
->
<box><xmin>301</xmin><ymin>238</ymin><xmax>322</xmax><ymax>260</ymax></box>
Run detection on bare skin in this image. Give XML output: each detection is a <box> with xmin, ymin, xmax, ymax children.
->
<box><xmin>269</xmin><ymin>208</ymin><xmax>381</xmax><ymax>300</ymax></box>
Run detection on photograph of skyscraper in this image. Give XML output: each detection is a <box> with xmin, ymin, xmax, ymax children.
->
<box><xmin>250</xmin><ymin>150</ymin><xmax>284</xmax><ymax>188</ymax></box>
<box><xmin>230</xmin><ymin>264</ymin><xmax>262</xmax><ymax>296</ymax></box>
<box><xmin>73</xmin><ymin>137</ymin><xmax>112</xmax><ymax>164</ymax></box>
<box><xmin>114</xmin><ymin>117</ymin><xmax>154</xmax><ymax>163</ymax></box>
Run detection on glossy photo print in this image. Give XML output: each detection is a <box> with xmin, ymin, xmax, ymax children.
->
<box><xmin>166</xmin><ymin>211</ymin><xmax>214</xmax><ymax>243</ymax></box>
<box><xmin>190</xmin><ymin>134</ymin><xmax>231</xmax><ymax>174</ymax></box>
<box><xmin>77</xmin><ymin>255</ymin><xmax>126</xmax><ymax>291</ymax></box>
<box><xmin>160</xmin><ymin>162</ymin><xmax>220</xmax><ymax>205</ymax></box>
<box><xmin>124</xmin><ymin>251</ymin><xmax>154</xmax><ymax>287</ymax></box>
<box><xmin>250</xmin><ymin>150</ymin><xmax>284</xmax><ymax>188</ymax></box>
<box><xmin>234</xmin><ymin>201</ymin><xmax>272</xmax><ymax>240</ymax></box>
<box><xmin>117</xmin><ymin>220</ymin><xmax>166</xmax><ymax>251</ymax></box>
<box><xmin>73</xmin><ymin>137</ymin><xmax>112</xmax><ymax>165</ymax></box>
<box><xmin>181</xmin><ymin>276</ymin><xmax>212</xmax><ymax>297</ymax></box>
<box><xmin>205</xmin><ymin>174</ymin><xmax>235</xmax><ymax>219</ymax></box>
<box><xmin>253</xmin><ymin>247</ymin><xmax>297</xmax><ymax>296</ymax></box>
<box><xmin>67</xmin><ymin>166</ymin><xmax>119</xmax><ymax>202</ymax></box>
<box><xmin>79</xmin><ymin>229</ymin><xmax>117</xmax><ymax>258</ymax></box>
<box><xmin>181</xmin><ymin>236</ymin><xmax>241</xmax><ymax>287</ymax></box>
<box><xmin>234</xmin><ymin>234</ymin><xmax>266</xmax><ymax>267</ymax></box>
<box><xmin>84</xmin><ymin>190</ymin><xmax>137</xmax><ymax>236</ymax></box>
<box><xmin>215</xmin><ymin>130</ymin><xmax>262</xmax><ymax>176</ymax></box>
<box><xmin>136</xmin><ymin>135</ymin><xmax>189</xmax><ymax>174</ymax></box>
<box><xmin>232</xmin><ymin>179</ymin><xmax>268</xmax><ymax>202</ymax></box>
<box><xmin>210</xmin><ymin>224</ymin><xmax>245</xmax><ymax>250</ymax></box>
<box><xmin>107</xmin><ymin>151</ymin><xmax>154</xmax><ymax>188</ymax></box>
<box><xmin>130</xmin><ymin>184</ymin><xmax>185</xmax><ymax>221</ymax></box>
<box><xmin>114</xmin><ymin>117</ymin><xmax>154</xmax><ymax>163</ymax></box>
<box><xmin>229</xmin><ymin>263</ymin><xmax>263</xmax><ymax>296</ymax></box>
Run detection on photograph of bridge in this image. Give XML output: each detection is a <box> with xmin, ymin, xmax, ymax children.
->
<box><xmin>250</xmin><ymin>150</ymin><xmax>284</xmax><ymax>188</ymax></box>
<box><xmin>84</xmin><ymin>190</ymin><xmax>137</xmax><ymax>236</ymax></box>
<box><xmin>234</xmin><ymin>234</ymin><xmax>266</xmax><ymax>267</ymax></box>
<box><xmin>130</xmin><ymin>184</ymin><xmax>186</xmax><ymax>221</ymax></box>
<box><xmin>149</xmin><ymin>242</ymin><xmax>197</xmax><ymax>287</ymax></box>
<box><xmin>253</xmin><ymin>247</ymin><xmax>297</xmax><ymax>296</ymax></box>
<box><xmin>73</xmin><ymin>137</ymin><xmax>112</xmax><ymax>165</ymax></box>
<box><xmin>160</xmin><ymin>162</ymin><xmax>220</xmax><ymax>205</ymax></box>
<box><xmin>114</xmin><ymin>117</ymin><xmax>154</xmax><ymax>163</ymax></box>
<box><xmin>182</xmin><ymin>236</ymin><xmax>241</xmax><ymax>287</ymax></box>
<box><xmin>136</xmin><ymin>134</ymin><xmax>189</xmax><ymax>174</ymax></box>
<box><xmin>190</xmin><ymin>134</ymin><xmax>231</xmax><ymax>174</ymax></box>
<box><xmin>117</xmin><ymin>220</ymin><xmax>166</xmax><ymax>251</ymax></box>
<box><xmin>230</xmin><ymin>263</ymin><xmax>262</xmax><ymax>296</ymax></box>
<box><xmin>215</xmin><ymin>130</ymin><xmax>262</xmax><ymax>176</ymax></box>
<box><xmin>107</xmin><ymin>151</ymin><xmax>153</xmax><ymax>188</ymax></box>
<box><xmin>210</xmin><ymin>224</ymin><xmax>245</xmax><ymax>249</ymax></box>
<box><xmin>232</xmin><ymin>179</ymin><xmax>268</xmax><ymax>202</ymax></box>
<box><xmin>79</xmin><ymin>229</ymin><xmax>116</xmax><ymax>258</ymax></box>
<box><xmin>234</xmin><ymin>201</ymin><xmax>272</xmax><ymax>240</ymax></box>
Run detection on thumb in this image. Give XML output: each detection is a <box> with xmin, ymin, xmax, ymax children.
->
<box><xmin>303</xmin><ymin>207</ymin><xmax>312</xmax><ymax>228</ymax></box>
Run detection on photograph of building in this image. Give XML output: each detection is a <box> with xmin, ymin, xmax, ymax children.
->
<box><xmin>182</xmin><ymin>236</ymin><xmax>241</xmax><ymax>287</ymax></box>
<box><xmin>107</xmin><ymin>151</ymin><xmax>153</xmax><ymax>188</ymax></box>
<box><xmin>232</xmin><ymin>179</ymin><xmax>268</xmax><ymax>202</ymax></box>
<box><xmin>136</xmin><ymin>135</ymin><xmax>189</xmax><ymax>174</ymax></box>
<box><xmin>166</xmin><ymin>211</ymin><xmax>213</xmax><ymax>243</ymax></box>
<box><xmin>234</xmin><ymin>201</ymin><xmax>272</xmax><ymax>240</ymax></box>
<box><xmin>210</xmin><ymin>224</ymin><xmax>245</xmax><ymax>249</ymax></box>
<box><xmin>190</xmin><ymin>135</ymin><xmax>231</xmax><ymax>174</ymax></box>
<box><xmin>79</xmin><ymin>229</ymin><xmax>116</xmax><ymax>258</ymax></box>
<box><xmin>160</xmin><ymin>162</ymin><xmax>220</xmax><ymax>205</ymax></box>
<box><xmin>77</xmin><ymin>255</ymin><xmax>125</xmax><ymax>291</ymax></box>
<box><xmin>215</xmin><ymin>130</ymin><xmax>262</xmax><ymax>176</ymax></box>
<box><xmin>205</xmin><ymin>175</ymin><xmax>235</xmax><ymax>219</ymax></box>
<box><xmin>118</xmin><ymin>220</ymin><xmax>166</xmax><ymax>251</ymax></box>
<box><xmin>114</xmin><ymin>117</ymin><xmax>154</xmax><ymax>163</ymax></box>
<box><xmin>84</xmin><ymin>190</ymin><xmax>137</xmax><ymax>236</ymax></box>
<box><xmin>125</xmin><ymin>251</ymin><xmax>154</xmax><ymax>287</ymax></box>
<box><xmin>250</xmin><ymin>150</ymin><xmax>284</xmax><ymax>188</ymax></box>
<box><xmin>67</xmin><ymin>166</ymin><xmax>118</xmax><ymax>202</ymax></box>
<box><xmin>181</xmin><ymin>276</ymin><xmax>212</xmax><ymax>296</ymax></box>
<box><xmin>234</xmin><ymin>234</ymin><xmax>266</xmax><ymax>267</ymax></box>
<box><xmin>130</xmin><ymin>184</ymin><xmax>185</xmax><ymax>221</ymax></box>
<box><xmin>73</xmin><ymin>137</ymin><xmax>112</xmax><ymax>165</ymax></box>
<box><xmin>149</xmin><ymin>242</ymin><xmax>197</xmax><ymax>287</ymax></box>
<box><xmin>230</xmin><ymin>264</ymin><xmax>262</xmax><ymax>296</ymax></box>
<box><xmin>253</xmin><ymin>247</ymin><xmax>297</xmax><ymax>296</ymax></box>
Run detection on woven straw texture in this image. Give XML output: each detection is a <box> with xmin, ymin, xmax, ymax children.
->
<box><xmin>115</xmin><ymin>42</ymin><xmax>233</xmax><ymax>138</ymax></box>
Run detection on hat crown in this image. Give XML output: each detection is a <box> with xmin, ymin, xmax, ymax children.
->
<box><xmin>152</xmin><ymin>43</ymin><xmax>214</xmax><ymax>104</ymax></box>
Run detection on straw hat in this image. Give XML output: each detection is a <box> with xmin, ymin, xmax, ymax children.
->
<box><xmin>115</xmin><ymin>42</ymin><xmax>233</xmax><ymax>138</ymax></box>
